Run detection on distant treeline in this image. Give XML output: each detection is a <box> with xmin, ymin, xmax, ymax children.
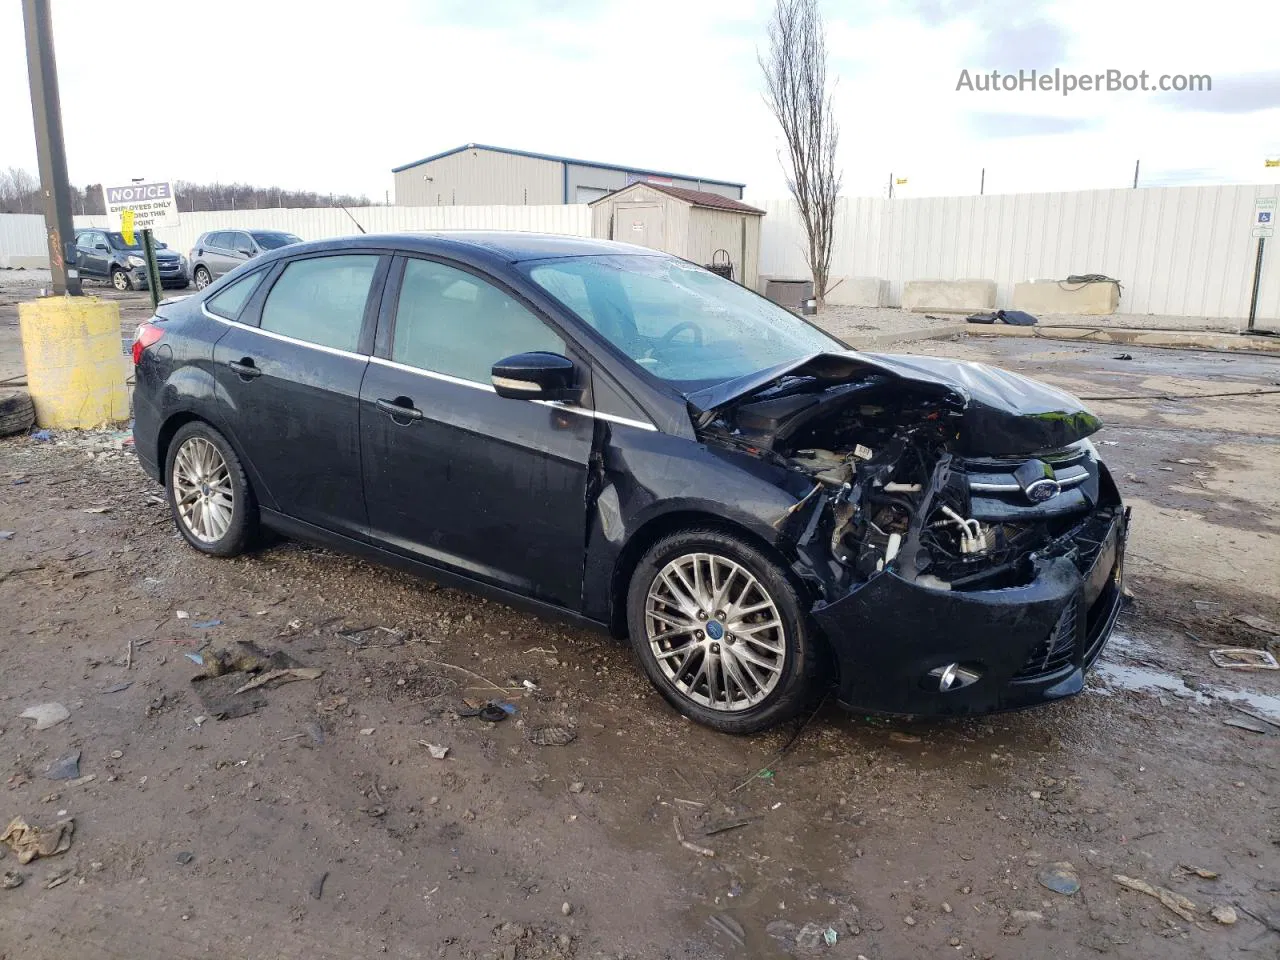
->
<box><xmin>0</xmin><ymin>166</ymin><xmax>370</xmax><ymax>215</ymax></box>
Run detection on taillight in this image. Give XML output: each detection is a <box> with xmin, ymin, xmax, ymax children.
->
<box><xmin>132</xmin><ymin>321</ymin><xmax>164</xmax><ymax>365</ymax></box>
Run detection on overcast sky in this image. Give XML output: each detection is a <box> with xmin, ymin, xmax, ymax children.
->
<box><xmin>2</xmin><ymin>0</ymin><xmax>1278</xmax><ymax>202</ymax></box>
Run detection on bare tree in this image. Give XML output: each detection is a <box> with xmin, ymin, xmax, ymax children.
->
<box><xmin>760</xmin><ymin>0</ymin><xmax>842</xmax><ymax>303</ymax></box>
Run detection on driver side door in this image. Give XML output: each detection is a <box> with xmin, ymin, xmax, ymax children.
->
<box><xmin>360</xmin><ymin>256</ymin><xmax>594</xmax><ymax>609</ymax></box>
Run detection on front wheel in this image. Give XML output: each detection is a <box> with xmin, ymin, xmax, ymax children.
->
<box><xmin>193</xmin><ymin>266</ymin><xmax>212</xmax><ymax>290</ymax></box>
<box><xmin>111</xmin><ymin>267</ymin><xmax>133</xmax><ymax>291</ymax></box>
<box><xmin>165</xmin><ymin>422</ymin><xmax>258</xmax><ymax>557</ymax></box>
<box><xmin>626</xmin><ymin>529</ymin><xmax>820</xmax><ymax>734</ymax></box>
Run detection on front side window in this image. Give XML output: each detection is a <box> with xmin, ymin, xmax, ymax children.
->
<box><xmin>392</xmin><ymin>258</ymin><xmax>565</xmax><ymax>384</ymax></box>
<box><xmin>259</xmin><ymin>255</ymin><xmax>378</xmax><ymax>352</ymax></box>
<box><xmin>205</xmin><ymin>270</ymin><xmax>266</xmax><ymax>321</ymax></box>
<box><xmin>526</xmin><ymin>255</ymin><xmax>843</xmax><ymax>391</ymax></box>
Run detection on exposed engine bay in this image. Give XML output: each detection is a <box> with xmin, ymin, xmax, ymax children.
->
<box><xmin>694</xmin><ymin>361</ymin><xmax>1120</xmax><ymax>599</ymax></box>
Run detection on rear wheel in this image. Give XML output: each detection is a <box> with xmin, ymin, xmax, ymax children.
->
<box><xmin>193</xmin><ymin>266</ymin><xmax>212</xmax><ymax>290</ymax></box>
<box><xmin>626</xmin><ymin>529</ymin><xmax>819</xmax><ymax>734</ymax></box>
<box><xmin>165</xmin><ymin>422</ymin><xmax>257</xmax><ymax>557</ymax></box>
<box><xmin>111</xmin><ymin>267</ymin><xmax>133</xmax><ymax>292</ymax></box>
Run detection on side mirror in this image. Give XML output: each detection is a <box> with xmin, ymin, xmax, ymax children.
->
<box><xmin>237</xmin><ymin>248</ymin><xmax>254</xmax><ymax>258</ymax></box>
<box><xmin>491</xmin><ymin>352</ymin><xmax>578</xmax><ymax>402</ymax></box>
<box><xmin>94</xmin><ymin>243</ymin><xmax>108</xmax><ymax>251</ymax></box>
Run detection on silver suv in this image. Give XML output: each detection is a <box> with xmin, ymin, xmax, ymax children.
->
<box><xmin>188</xmin><ymin>230</ymin><xmax>302</xmax><ymax>289</ymax></box>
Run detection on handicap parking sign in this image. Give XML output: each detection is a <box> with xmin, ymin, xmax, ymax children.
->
<box><xmin>1260</xmin><ymin>211</ymin><xmax>1273</xmax><ymax>223</ymax></box>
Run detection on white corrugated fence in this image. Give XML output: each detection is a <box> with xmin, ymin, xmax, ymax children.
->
<box><xmin>758</xmin><ymin>184</ymin><xmax>1280</xmax><ymax>320</ymax></box>
<box><xmin>2</xmin><ymin>185</ymin><xmax>1277</xmax><ymax>320</ymax></box>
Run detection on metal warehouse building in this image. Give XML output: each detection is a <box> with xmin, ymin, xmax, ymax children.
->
<box><xmin>392</xmin><ymin>143</ymin><xmax>745</xmax><ymax>207</ymax></box>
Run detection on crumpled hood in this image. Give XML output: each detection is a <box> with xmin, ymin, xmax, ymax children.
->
<box><xmin>685</xmin><ymin>351</ymin><xmax>1102</xmax><ymax>455</ymax></box>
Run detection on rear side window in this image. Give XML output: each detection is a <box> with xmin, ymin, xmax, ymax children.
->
<box><xmin>392</xmin><ymin>258</ymin><xmax>564</xmax><ymax>383</ymax></box>
<box><xmin>259</xmin><ymin>255</ymin><xmax>378</xmax><ymax>352</ymax></box>
<box><xmin>205</xmin><ymin>271</ymin><xmax>265</xmax><ymax>321</ymax></box>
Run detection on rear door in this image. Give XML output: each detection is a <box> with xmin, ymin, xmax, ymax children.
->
<box><xmin>208</xmin><ymin>232</ymin><xmax>238</xmax><ymax>277</ymax></box>
<box><xmin>211</xmin><ymin>252</ymin><xmax>387</xmax><ymax>539</ymax></box>
<box><xmin>360</xmin><ymin>255</ymin><xmax>593</xmax><ymax>608</ymax></box>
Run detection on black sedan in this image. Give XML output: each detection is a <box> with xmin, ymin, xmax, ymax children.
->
<box><xmin>130</xmin><ymin>233</ymin><xmax>1128</xmax><ymax>733</ymax></box>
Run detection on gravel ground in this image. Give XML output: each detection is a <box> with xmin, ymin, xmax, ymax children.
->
<box><xmin>1</xmin><ymin>333</ymin><xmax>1277</xmax><ymax>959</ymax></box>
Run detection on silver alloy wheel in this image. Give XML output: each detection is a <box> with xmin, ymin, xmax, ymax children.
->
<box><xmin>172</xmin><ymin>436</ymin><xmax>234</xmax><ymax>544</ymax></box>
<box><xmin>645</xmin><ymin>552</ymin><xmax>786</xmax><ymax>712</ymax></box>
<box><xmin>112</xmin><ymin>270</ymin><xmax>129</xmax><ymax>291</ymax></box>
<box><xmin>194</xmin><ymin>268</ymin><xmax>209</xmax><ymax>290</ymax></box>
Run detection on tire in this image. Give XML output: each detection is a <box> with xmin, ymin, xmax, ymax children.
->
<box><xmin>626</xmin><ymin>528</ymin><xmax>819</xmax><ymax>734</ymax></box>
<box><xmin>165</xmin><ymin>421</ymin><xmax>258</xmax><ymax>557</ymax></box>
<box><xmin>193</xmin><ymin>266</ymin><xmax>212</xmax><ymax>290</ymax></box>
<box><xmin>0</xmin><ymin>389</ymin><xmax>36</xmax><ymax>437</ymax></box>
<box><xmin>111</xmin><ymin>267</ymin><xmax>133</xmax><ymax>292</ymax></box>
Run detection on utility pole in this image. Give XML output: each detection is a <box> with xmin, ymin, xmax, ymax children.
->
<box><xmin>22</xmin><ymin>0</ymin><xmax>81</xmax><ymax>295</ymax></box>
<box><xmin>980</xmin><ymin>168</ymin><xmax>985</xmax><ymax>196</ymax></box>
<box><xmin>888</xmin><ymin>172</ymin><xmax>894</xmax><ymax>200</ymax></box>
<box><xmin>1133</xmin><ymin>159</ymin><xmax>1140</xmax><ymax>189</ymax></box>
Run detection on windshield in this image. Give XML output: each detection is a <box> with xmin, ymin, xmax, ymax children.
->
<box><xmin>526</xmin><ymin>255</ymin><xmax>844</xmax><ymax>391</ymax></box>
<box><xmin>106</xmin><ymin>232</ymin><xmax>146</xmax><ymax>251</ymax></box>
<box><xmin>252</xmin><ymin>232</ymin><xmax>301</xmax><ymax>250</ymax></box>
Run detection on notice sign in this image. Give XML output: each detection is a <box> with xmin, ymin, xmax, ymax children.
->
<box><xmin>102</xmin><ymin>181</ymin><xmax>180</xmax><ymax>232</ymax></box>
<box><xmin>1254</xmin><ymin>196</ymin><xmax>1276</xmax><ymax>239</ymax></box>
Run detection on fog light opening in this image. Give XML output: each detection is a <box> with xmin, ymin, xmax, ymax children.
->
<box><xmin>927</xmin><ymin>663</ymin><xmax>982</xmax><ymax>692</ymax></box>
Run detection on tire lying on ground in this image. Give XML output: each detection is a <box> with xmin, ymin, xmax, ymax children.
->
<box><xmin>0</xmin><ymin>389</ymin><xmax>36</xmax><ymax>437</ymax></box>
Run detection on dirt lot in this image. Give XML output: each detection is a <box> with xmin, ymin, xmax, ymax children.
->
<box><xmin>1</xmin><ymin>282</ymin><xmax>1278</xmax><ymax>959</ymax></box>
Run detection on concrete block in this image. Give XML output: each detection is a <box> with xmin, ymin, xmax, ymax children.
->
<box><xmin>1</xmin><ymin>255</ymin><xmax>50</xmax><ymax>269</ymax></box>
<box><xmin>1013</xmin><ymin>279</ymin><xmax>1119</xmax><ymax>315</ymax></box>
<box><xmin>901</xmin><ymin>279</ymin><xmax>996</xmax><ymax>314</ymax></box>
<box><xmin>826</xmin><ymin>276</ymin><xmax>887</xmax><ymax>307</ymax></box>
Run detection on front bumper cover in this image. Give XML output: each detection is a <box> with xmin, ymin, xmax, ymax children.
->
<box><xmin>815</xmin><ymin>504</ymin><xmax>1128</xmax><ymax>717</ymax></box>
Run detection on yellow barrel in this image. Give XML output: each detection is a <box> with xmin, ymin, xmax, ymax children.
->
<box><xmin>17</xmin><ymin>296</ymin><xmax>131</xmax><ymax>429</ymax></box>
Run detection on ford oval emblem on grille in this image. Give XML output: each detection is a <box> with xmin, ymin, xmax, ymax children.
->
<box><xmin>1024</xmin><ymin>478</ymin><xmax>1062</xmax><ymax>502</ymax></box>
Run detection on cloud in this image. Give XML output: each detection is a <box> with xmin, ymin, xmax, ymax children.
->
<box><xmin>967</xmin><ymin>112</ymin><xmax>1100</xmax><ymax>137</ymax></box>
<box><xmin>973</xmin><ymin>19</ymin><xmax>1069</xmax><ymax>70</ymax></box>
<box><xmin>1155</xmin><ymin>71</ymin><xmax>1280</xmax><ymax>114</ymax></box>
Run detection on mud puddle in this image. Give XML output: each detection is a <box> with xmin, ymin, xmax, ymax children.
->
<box><xmin>1096</xmin><ymin>630</ymin><xmax>1280</xmax><ymax>720</ymax></box>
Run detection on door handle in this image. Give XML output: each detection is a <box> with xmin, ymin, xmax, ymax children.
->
<box><xmin>228</xmin><ymin>358</ymin><xmax>262</xmax><ymax>379</ymax></box>
<box><xmin>376</xmin><ymin>397</ymin><xmax>424</xmax><ymax>422</ymax></box>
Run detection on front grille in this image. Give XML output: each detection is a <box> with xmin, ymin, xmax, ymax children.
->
<box><xmin>1013</xmin><ymin>603</ymin><xmax>1078</xmax><ymax>679</ymax></box>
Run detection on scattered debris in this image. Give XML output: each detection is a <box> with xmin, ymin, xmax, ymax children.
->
<box><xmin>707</xmin><ymin>913</ymin><xmax>744</xmax><ymax>946</ymax></box>
<box><xmin>560</xmin><ymin>901</ymin><xmax>573</xmax><ymax>916</ymax></box>
<box><xmin>0</xmin><ymin>530</ymin><xmax>13</xmax><ymax>540</ymax></box>
<box><xmin>184</xmin><ymin>652</ymin><xmax>204</xmax><ymax>665</ymax></box>
<box><xmin>673</xmin><ymin>816</ymin><xmax>714</xmax><ymax>857</ymax></box>
<box><xmin>18</xmin><ymin>702</ymin><xmax>69</xmax><ymax>730</ymax></box>
<box><xmin>1</xmin><ymin>871</ymin><xmax>23</xmax><ymax>890</ymax></box>
<box><xmin>1227</xmin><ymin>703</ymin><xmax>1280</xmax><ymax>730</ymax></box>
<box><xmin>1210</xmin><ymin>905</ymin><xmax>1237</xmax><ymax>925</ymax></box>
<box><xmin>303</xmin><ymin>721</ymin><xmax>325</xmax><ymax>745</ymax></box>
<box><xmin>527</xmin><ymin>725</ymin><xmax>577</xmax><ymax>747</ymax></box>
<box><xmin>1114</xmin><ymin>874</ymin><xmax>1198</xmax><ymax>922</ymax></box>
<box><xmin>176</xmin><ymin>611</ymin><xmax>190</xmax><ymax>619</ymax></box>
<box><xmin>418</xmin><ymin>742</ymin><xmax>450</xmax><ymax>760</ymax></box>
<box><xmin>568</xmin><ymin>781</ymin><xmax>584</xmax><ymax>794</ymax></box>
<box><xmin>43</xmin><ymin>870</ymin><xmax>71</xmax><ymax>889</ymax></box>
<box><xmin>1037</xmin><ymin>862</ymin><xmax>1081</xmax><ymax>896</ymax></box>
<box><xmin>1209</xmin><ymin>648</ymin><xmax>1279</xmax><ymax>670</ymax></box>
<box><xmin>1177</xmin><ymin>865</ymin><xmax>1220</xmax><ymax>880</ymax></box>
<box><xmin>457</xmin><ymin>701</ymin><xmax>514</xmax><ymax>722</ymax></box>
<box><xmin>82</xmin><ymin>506</ymin><xmax>111</xmax><ymax>514</ymax></box>
<box><xmin>888</xmin><ymin>731</ymin><xmax>921</xmax><ymax>744</ymax></box>
<box><xmin>1114</xmin><ymin>353</ymin><xmax>1134</xmax><ymax>360</ymax></box>
<box><xmin>44</xmin><ymin>751</ymin><xmax>81</xmax><ymax>781</ymax></box>
<box><xmin>65</xmin><ymin>775</ymin><xmax>96</xmax><ymax>788</ymax></box>
<box><xmin>31</xmin><ymin>429</ymin><xmax>51</xmax><ymax>441</ymax></box>
<box><xmin>234</xmin><ymin>667</ymin><xmax>323</xmax><ymax>694</ymax></box>
<box><xmin>192</xmin><ymin>619</ymin><xmax>223</xmax><ymax>629</ymax></box>
<box><xmin>360</xmin><ymin>728</ymin><xmax>375</xmax><ymax>736</ymax></box>
<box><xmin>100</xmin><ymin>681</ymin><xmax>132</xmax><ymax>694</ymax></box>
<box><xmin>1224</xmin><ymin>717</ymin><xmax>1271</xmax><ymax>734</ymax></box>
<box><xmin>702</xmin><ymin>817</ymin><xmax>755</xmax><ymax>838</ymax></box>
<box><xmin>176</xmin><ymin>851</ymin><xmax>194</xmax><ymax>865</ymax></box>
<box><xmin>1233</xmin><ymin>614</ymin><xmax>1280</xmax><ymax>636</ymax></box>
<box><xmin>1</xmin><ymin>817</ymin><xmax>75</xmax><ymax>864</ymax></box>
<box><xmin>310</xmin><ymin>871</ymin><xmax>328</xmax><ymax>900</ymax></box>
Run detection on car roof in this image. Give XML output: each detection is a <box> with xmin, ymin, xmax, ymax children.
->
<box><xmin>274</xmin><ymin>231</ymin><xmax>663</xmax><ymax>264</ymax></box>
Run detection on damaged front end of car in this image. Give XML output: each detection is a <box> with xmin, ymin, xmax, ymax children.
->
<box><xmin>689</xmin><ymin>352</ymin><xmax>1130</xmax><ymax>717</ymax></box>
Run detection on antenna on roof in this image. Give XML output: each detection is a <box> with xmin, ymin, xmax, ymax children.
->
<box><xmin>337</xmin><ymin>202</ymin><xmax>366</xmax><ymax>234</ymax></box>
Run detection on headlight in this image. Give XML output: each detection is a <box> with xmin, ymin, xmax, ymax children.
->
<box><xmin>127</xmin><ymin>255</ymin><xmax>146</xmax><ymax>268</ymax></box>
<box><xmin>181</xmin><ymin>255</ymin><xmax>189</xmax><ymax>267</ymax></box>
